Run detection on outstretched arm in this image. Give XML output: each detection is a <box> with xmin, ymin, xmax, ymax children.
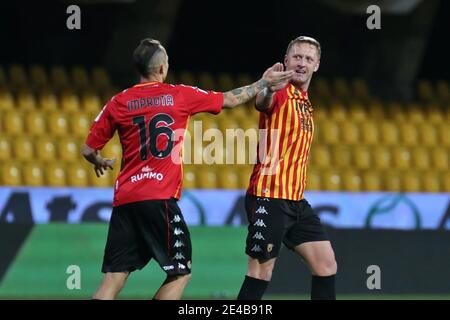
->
<box><xmin>255</xmin><ymin>62</ymin><xmax>287</xmax><ymax>112</ymax></box>
<box><xmin>82</xmin><ymin>144</ymin><xmax>116</xmax><ymax>177</ymax></box>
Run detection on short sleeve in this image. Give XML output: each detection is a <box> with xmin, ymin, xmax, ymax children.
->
<box><xmin>179</xmin><ymin>85</ymin><xmax>223</xmax><ymax>115</ymax></box>
<box><xmin>85</xmin><ymin>99</ymin><xmax>118</xmax><ymax>150</ymax></box>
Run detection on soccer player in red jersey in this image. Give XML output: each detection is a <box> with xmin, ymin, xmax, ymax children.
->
<box><xmin>82</xmin><ymin>38</ymin><xmax>293</xmax><ymax>300</ymax></box>
<box><xmin>237</xmin><ymin>37</ymin><xmax>337</xmax><ymax>300</ymax></box>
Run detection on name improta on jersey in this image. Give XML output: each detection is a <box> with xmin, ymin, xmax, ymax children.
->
<box><xmin>130</xmin><ymin>166</ymin><xmax>164</xmax><ymax>183</ymax></box>
<box><xmin>127</xmin><ymin>94</ymin><xmax>174</xmax><ymax>111</ymax></box>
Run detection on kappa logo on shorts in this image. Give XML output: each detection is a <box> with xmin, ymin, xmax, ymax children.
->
<box><xmin>163</xmin><ymin>265</ymin><xmax>174</xmax><ymax>271</ymax></box>
<box><xmin>267</xmin><ymin>244</ymin><xmax>274</xmax><ymax>252</ymax></box>
<box><xmin>251</xmin><ymin>244</ymin><xmax>262</xmax><ymax>252</ymax></box>
<box><xmin>171</xmin><ymin>215</ymin><xmax>181</xmax><ymax>223</ymax></box>
<box><xmin>254</xmin><ymin>219</ymin><xmax>267</xmax><ymax>227</ymax></box>
<box><xmin>256</xmin><ymin>197</ymin><xmax>270</xmax><ymax>202</ymax></box>
<box><xmin>252</xmin><ymin>232</ymin><xmax>265</xmax><ymax>240</ymax></box>
<box><xmin>174</xmin><ymin>228</ymin><xmax>184</xmax><ymax>235</ymax></box>
<box><xmin>174</xmin><ymin>240</ymin><xmax>184</xmax><ymax>248</ymax></box>
<box><xmin>255</xmin><ymin>206</ymin><xmax>269</xmax><ymax>215</ymax></box>
<box><xmin>178</xmin><ymin>263</ymin><xmax>186</xmax><ymax>270</ymax></box>
<box><xmin>174</xmin><ymin>252</ymin><xmax>185</xmax><ymax>260</ymax></box>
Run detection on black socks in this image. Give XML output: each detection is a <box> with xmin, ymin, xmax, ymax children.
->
<box><xmin>237</xmin><ymin>275</ymin><xmax>269</xmax><ymax>300</ymax></box>
<box><xmin>311</xmin><ymin>274</ymin><xmax>336</xmax><ymax>300</ymax></box>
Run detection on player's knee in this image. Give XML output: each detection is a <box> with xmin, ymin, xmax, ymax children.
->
<box><xmin>247</xmin><ymin>262</ymin><xmax>275</xmax><ymax>281</ymax></box>
<box><xmin>105</xmin><ymin>272</ymin><xmax>129</xmax><ymax>289</ymax></box>
<box><xmin>313</xmin><ymin>258</ymin><xmax>337</xmax><ymax>276</ymax></box>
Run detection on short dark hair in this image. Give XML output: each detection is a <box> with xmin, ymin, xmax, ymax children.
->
<box><xmin>133</xmin><ymin>38</ymin><xmax>164</xmax><ymax>77</ymax></box>
<box><xmin>286</xmin><ymin>36</ymin><xmax>321</xmax><ymax>59</ymax></box>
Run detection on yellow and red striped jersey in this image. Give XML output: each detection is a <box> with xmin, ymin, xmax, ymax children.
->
<box><xmin>247</xmin><ymin>83</ymin><xmax>314</xmax><ymax>201</ymax></box>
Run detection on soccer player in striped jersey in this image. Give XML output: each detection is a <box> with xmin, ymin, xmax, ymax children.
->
<box><xmin>238</xmin><ymin>36</ymin><xmax>337</xmax><ymax>300</ymax></box>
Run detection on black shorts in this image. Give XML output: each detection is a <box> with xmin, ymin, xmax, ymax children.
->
<box><xmin>102</xmin><ymin>199</ymin><xmax>192</xmax><ymax>276</ymax></box>
<box><xmin>244</xmin><ymin>195</ymin><xmax>329</xmax><ymax>260</ymax></box>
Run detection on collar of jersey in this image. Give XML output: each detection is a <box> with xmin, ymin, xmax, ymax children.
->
<box><xmin>134</xmin><ymin>81</ymin><xmax>160</xmax><ymax>88</ymax></box>
<box><xmin>288</xmin><ymin>83</ymin><xmax>308</xmax><ymax>99</ymax></box>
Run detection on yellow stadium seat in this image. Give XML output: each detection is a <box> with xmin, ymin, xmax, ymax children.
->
<box><xmin>236</xmin><ymin>73</ymin><xmax>253</xmax><ymax>88</ymax></box>
<box><xmin>86</xmin><ymin>162</ymin><xmax>112</xmax><ymax>187</ymax></box>
<box><xmin>439</xmin><ymin>124</ymin><xmax>450</xmax><ymax>146</ymax></box>
<box><xmin>341</xmin><ymin>122</ymin><xmax>360</xmax><ymax>144</ymax></box>
<box><xmin>384</xmin><ymin>171</ymin><xmax>401</xmax><ymax>192</ymax></box>
<box><xmin>311</xmin><ymin>145</ymin><xmax>330</xmax><ymax>168</ymax></box>
<box><xmin>67</xmin><ymin>164</ymin><xmax>89</xmax><ymax>187</ymax></box>
<box><xmin>322</xmin><ymin>170</ymin><xmax>342</xmax><ymax>191</ymax></box>
<box><xmin>436</xmin><ymin>81</ymin><xmax>450</xmax><ymax>103</ymax></box>
<box><xmin>306</xmin><ymin>168</ymin><xmax>321</xmax><ymax>191</ymax></box>
<box><xmin>386</xmin><ymin>102</ymin><xmax>406</xmax><ymax>122</ymax></box>
<box><xmin>314</xmin><ymin>78</ymin><xmax>331</xmax><ymax>102</ymax></box>
<box><xmin>353</xmin><ymin>145</ymin><xmax>371</xmax><ymax>169</ymax></box>
<box><xmin>411</xmin><ymin>147</ymin><xmax>430</xmax><ymax>170</ymax></box>
<box><xmin>165</xmin><ymin>72</ymin><xmax>176</xmax><ymax>85</ymax></box>
<box><xmin>58</xmin><ymin>137</ymin><xmax>79</xmax><ymax>163</ymax></box>
<box><xmin>72</xmin><ymin>66</ymin><xmax>90</xmax><ymax>89</ymax></box>
<box><xmin>352</xmin><ymin>78</ymin><xmax>370</xmax><ymax>101</ymax></box>
<box><xmin>3</xmin><ymin>111</ymin><xmax>24</xmax><ymax>136</ymax></box>
<box><xmin>419</xmin><ymin>123</ymin><xmax>438</xmax><ymax>146</ymax></box>
<box><xmin>402</xmin><ymin>172</ymin><xmax>421</xmax><ymax>192</ymax></box>
<box><xmin>367</xmin><ymin>100</ymin><xmax>385</xmax><ymax>119</ymax></box>
<box><xmin>441</xmin><ymin>171</ymin><xmax>450</xmax><ymax>192</ymax></box>
<box><xmin>0</xmin><ymin>90</ymin><xmax>14</xmax><ymax>111</ymax></box>
<box><xmin>36</xmin><ymin>137</ymin><xmax>57</xmax><ymax>162</ymax></box>
<box><xmin>217</xmin><ymin>73</ymin><xmax>234</xmax><ymax>91</ymax></box>
<box><xmin>332</xmin><ymin>145</ymin><xmax>351</xmax><ymax>168</ymax></box>
<box><xmin>348</xmin><ymin>102</ymin><xmax>367</xmax><ymax>122</ymax></box>
<box><xmin>23</xmin><ymin>162</ymin><xmax>45</xmax><ymax>187</ymax></box>
<box><xmin>342</xmin><ymin>169</ymin><xmax>361</xmax><ymax>191</ymax></box>
<box><xmin>81</xmin><ymin>93</ymin><xmax>102</xmax><ymax>114</ymax></box>
<box><xmin>197</xmin><ymin>72</ymin><xmax>216</xmax><ymax>90</ymax></box>
<box><xmin>427</xmin><ymin>105</ymin><xmax>443</xmax><ymax>124</ymax></box>
<box><xmin>30</xmin><ymin>65</ymin><xmax>48</xmax><ymax>88</ymax></box>
<box><xmin>183</xmin><ymin>165</ymin><xmax>197</xmax><ymax>189</ymax></box>
<box><xmin>313</xmin><ymin>105</ymin><xmax>327</xmax><ymax>122</ymax></box>
<box><xmin>329</xmin><ymin>103</ymin><xmax>346</xmax><ymax>121</ymax></box>
<box><xmin>48</xmin><ymin>111</ymin><xmax>69</xmax><ymax>137</ymax></box>
<box><xmin>201</xmin><ymin>117</ymin><xmax>220</xmax><ymax>131</ymax></box>
<box><xmin>38</xmin><ymin>90</ymin><xmax>59</xmax><ymax>111</ymax></box>
<box><xmin>45</xmin><ymin>163</ymin><xmax>67</xmax><ymax>186</ymax></box>
<box><xmin>70</xmin><ymin>112</ymin><xmax>91</xmax><ymax>138</ymax></box>
<box><xmin>417</xmin><ymin>80</ymin><xmax>434</xmax><ymax>102</ymax></box>
<box><xmin>238</xmin><ymin>165</ymin><xmax>253</xmax><ymax>189</ymax></box>
<box><xmin>422</xmin><ymin>171</ymin><xmax>440</xmax><ymax>193</ymax></box>
<box><xmin>333</xmin><ymin>78</ymin><xmax>351</xmax><ymax>101</ymax></box>
<box><xmin>13</xmin><ymin>136</ymin><xmax>34</xmax><ymax>161</ymax></box>
<box><xmin>61</xmin><ymin>91</ymin><xmax>81</xmax><ymax>113</ymax></box>
<box><xmin>217</xmin><ymin>167</ymin><xmax>239</xmax><ymax>189</ymax></box>
<box><xmin>321</xmin><ymin>120</ymin><xmax>340</xmax><ymax>144</ymax></box>
<box><xmin>392</xmin><ymin>146</ymin><xmax>411</xmax><ymax>170</ymax></box>
<box><xmin>219</xmin><ymin>118</ymin><xmax>240</xmax><ymax>134</ymax></box>
<box><xmin>178</xmin><ymin>71</ymin><xmax>196</xmax><ymax>86</ymax></box>
<box><xmin>431</xmin><ymin>148</ymin><xmax>448</xmax><ymax>171</ymax></box>
<box><xmin>91</xmin><ymin>67</ymin><xmax>111</xmax><ymax>89</ymax></box>
<box><xmin>197</xmin><ymin>167</ymin><xmax>217</xmax><ymax>188</ymax></box>
<box><xmin>361</xmin><ymin>170</ymin><xmax>382</xmax><ymax>191</ymax></box>
<box><xmin>17</xmin><ymin>90</ymin><xmax>36</xmax><ymax>110</ymax></box>
<box><xmin>407</xmin><ymin>104</ymin><xmax>425</xmax><ymax>123</ymax></box>
<box><xmin>399</xmin><ymin>123</ymin><xmax>419</xmax><ymax>146</ymax></box>
<box><xmin>0</xmin><ymin>137</ymin><xmax>12</xmax><ymax>161</ymax></box>
<box><xmin>380</xmin><ymin>122</ymin><xmax>399</xmax><ymax>145</ymax></box>
<box><xmin>1</xmin><ymin>162</ymin><xmax>22</xmax><ymax>186</ymax></box>
<box><xmin>50</xmin><ymin>66</ymin><xmax>70</xmax><ymax>90</ymax></box>
<box><xmin>25</xmin><ymin>111</ymin><xmax>46</xmax><ymax>136</ymax></box>
<box><xmin>9</xmin><ymin>64</ymin><xmax>27</xmax><ymax>88</ymax></box>
<box><xmin>359</xmin><ymin>121</ymin><xmax>379</xmax><ymax>145</ymax></box>
<box><xmin>372</xmin><ymin>146</ymin><xmax>391</xmax><ymax>169</ymax></box>
<box><xmin>102</xmin><ymin>136</ymin><xmax>122</xmax><ymax>160</ymax></box>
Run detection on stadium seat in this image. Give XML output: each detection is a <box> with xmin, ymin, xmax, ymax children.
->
<box><xmin>348</xmin><ymin>102</ymin><xmax>366</xmax><ymax>122</ymax></box>
<box><xmin>407</xmin><ymin>104</ymin><xmax>425</xmax><ymax>123</ymax></box>
<box><xmin>383</xmin><ymin>171</ymin><xmax>401</xmax><ymax>192</ymax></box>
<box><xmin>321</xmin><ymin>120</ymin><xmax>340</xmax><ymax>144</ymax></box>
<box><xmin>45</xmin><ymin>163</ymin><xmax>67</xmax><ymax>186</ymax></box>
<box><xmin>442</xmin><ymin>171</ymin><xmax>450</xmax><ymax>192</ymax></box>
<box><xmin>236</xmin><ymin>73</ymin><xmax>253</xmax><ymax>88</ymax></box>
<box><xmin>411</xmin><ymin>147</ymin><xmax>430</xmax><ymax>170</ymax></box>
<box><xmin>322</xmin><ymin>170</ymin><xmax>342</xmax><ymax>191</ymax></box>
<box><xmin>1</xmin><ymin>162</ymin><xmax>22</xmax><ymax>186</ymax></box>
<box><xmin>427</xmin><ymin>105</ymin><xmax>443</xmax><ymax>124</ymax></box>
<box><xmin>0</xmin><ymin>90</ymin><xmax>14</xmax><ymax>111</ymax></box>
<box><xmin>341</xmin><ymin>122</ymin><xmax>360</xmax><ymax>144</ymax></box>
<box><xmin>178</xmin><ymin>71</ymin><xmax>196</xmax><ymax>86</ymax></box>
<box><xmin>38</xmin><ymin>90</ymin><xmax>59</xmax><ymax>111</ymax></box>
<box><xmin>9</xmin><ymin>64</ymin><xmax>27</xmax><ymax>88</ymax></box>
<box><xmin>342</xmin><ymin>169</ymin><xmax>361</xmax><ymax>191</ymax></box>
<box><xmin>367</xmin><ymin>100</ymin><xmax>385</xmax><ymax>119</ymax></box>
<box><xmin>380</xmin><ymin>122</ymin><xmax>399</xmax><ymax>145</ymax></box>
<box><xmin>102</xmin><ymin>137</ymin><xmax>122</xmax><ymax>160</ymax></box>
<box><xmin>386</xmin><ymin>102</ymin><xmax>405</xmax><ymax>122</ymax></box>
<box><xmin>197</xmin><ymin>72</ymin><xmax>216</xmax><ymax>90</ymax></box>
<box><xmin>67</xmin><ymin>164</ymin><xmax>89</xmax><ymax>187</ymax></box>
<box><xmin>392</xmin><ymin>146</ymin><xmax>411</xmax><ymax>170</ymax></box>
<box><xmin>422</xmin><ymin>171</ymin><xmax>440</xmax><ymax>193</ymax></box>
<box><xmin>58</xmin><ymin>137</ymin><xmax>79</xmax><ymax>163</ymax></box>
<box><xmin>17</xmin><ymin>90</ymin><xmax>37</xmax><ymax>110</ymax></box>
<box><xmin>217</xmin><ymin>167</ymin><xmax>239</xmax><ymax>189</ymax></box>
<box><xmin>197</xmin><ymin>167</ymin><xmax>217</xmax><ymax>188</ymax></box>
<box><xmin>361</xmin><ymin>170</ymin><xmax>382</xmax><ymax>191</ymax></box>
<box><xmin>50</xmin><ymin>66</ymin><xmax>70</xmax><ymax>90</ymax></box>
<box><xmin>333</xmin><ymin>78</ymin><xmax>351</xmax><ymax>101</ymax></box>
<box><xmin>13</xmin><ymin>136</ymin><xmax>34</xmax><ymax>161</ymax></box>
<box><xmin>306</xmin><ymin>168</ymin><xmax>321</xmax><ymax>191</ymax></box>
<box><xmin>436</xmin><ymin>81</ymin><xmax>450</xmax><ymax>103</ymax></box>
<box><xmin>61</xmin><ymin>91</ymin><xmax>81</xmax><ymax>113</ymax></box>
<box><xmin>25</xmin><ymin>110</ymin><xmax>46</xmax><ymax>136</ymax></box>
<box><xmin>0</xmin><ymin>136</ymin><xmax>12</xmax><ymax>161</ymax></box>
<box><xmin>399</xmin><ymin>123</ymin><xmax>419</xmax><ymax>146</ymax></box>
<box><xmin>81</xmin><ymin>93</ymin><xmax>102</xmax><ymax>114</ymax></box>
<box><xmin>86</xmin><ymin>162</ymin><xmax>112</xmax><ymax>187</ymax></box>
<box><xmin>238</xmin><ymin>165</ymin><xmax>253</xmax><ymax>189</ymax></box>
<box><xmin>71</xmin><ymin>66</ymin><xmax>90</xmax><ymax>89</ymax></box>
<box><xmin>3</xmin><ymin>110</ymin><xmax>24</xmax><ymax>136</ymax></box>
<box><xmin>402</xmin><ymin>171</ymin><xmax>421</xmax><ymax>192</ymax></box>
<box><xmin>431</xmin><ymin>147</ymin><xmax>448</xmax><ymax>171</ymax></box>
<box><xmin>165</xmin><ymin>72</ymin><xmax>176</xmax><ymax>85</ymax></box>
<box><xmin>332</xmin><ymin>145</ymin><xmax>352</xmax><ymax>168</ymax></box>
<box><xmin>311</xmin><ymin>145</ymin><xmax>330</xmax><ymax>168</ymax></box>
<box><xmin>353</xmin><ymin>145</ymin><xmax>371</xmax><ymax>169</ymax></box>
<box><xmin>48</xmin><ymin>111</ymin><xmax>69</xmax><ymax>137</ymax></box>
<box><xmin>22</xmin><ymin>162</ymin><xmax>45</xmax><ymax>186</ymax></box>
<box><xmin>217</xmin><ymin>73</ymin><xmax>234</xmax><ymax>91</ymax></box>
<box><xmin>372</xmin><ymin>146</ymin><xmax>392</xmax><ymax>170</ymax></box>
<box><xmin>91</xmin><ymin>67</ymin><xmax>111</xmax><ymax>90</ymax></box>
<box><xmin>419</xmin><ymin>123</ymin><xmax>438</xmax><ymax>146</ymax></box>
<box><xmin>70</xmin><ymin>112</ymin><xmax>91</xmax><ymax>138</ymax></box>
<box><xmin>352</xmin><ymin>78</ymin><xmax>370</xmax><ymax>101</ymax></box>
<box><xmin>30</xmin><ymin>65</ymin><xmax>48</xmax><ymax>88</ymax></box>
<box><xmin>360</xmin><ymin>121</ymin><xmax>379</xmax><ymax>145</ymax></box>
<box><xmin>35</xmin><ymin>137</ymin><xmax>57</xmax><ymax>162</ymax></box>
<box><xmin>314</xmin><ymin>78</ymin><xmax>331</xmax><ymax>102</ymax></box>
<box><xmin>439</xmin><ymin>124</ymin><xmax>450</xmax><ymax>146</ymax></box>
<box><xmin>329</xmin><ymin>103</ymin><xmax>346</xmax><ymax>121</ymax></box>
<box><xmin>417</xmin><ymin>80</ymin><xmax>434</xmax><ymax>102</ymax></box>
<box><xmin>183</xmin><ymin>165</ymin><xmax>197</xmax><ymax>189</ymax></box>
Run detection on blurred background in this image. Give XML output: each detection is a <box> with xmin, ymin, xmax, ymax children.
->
<box><xmin>0</xmin><ymin>0</ymin><xmax>449</xmax><ymax>299</ymax></box>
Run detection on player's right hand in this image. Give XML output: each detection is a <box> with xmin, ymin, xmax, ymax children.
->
<box><xmin>94</xmin><ymin>157</ymin><xmax>116</xmax><ymax>177</ymax></box>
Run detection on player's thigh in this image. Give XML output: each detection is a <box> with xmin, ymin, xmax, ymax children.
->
<box><xmin>294</xmin><ymin>240</ymin><xmax>336</xmax><ymax>275</ymax></box>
